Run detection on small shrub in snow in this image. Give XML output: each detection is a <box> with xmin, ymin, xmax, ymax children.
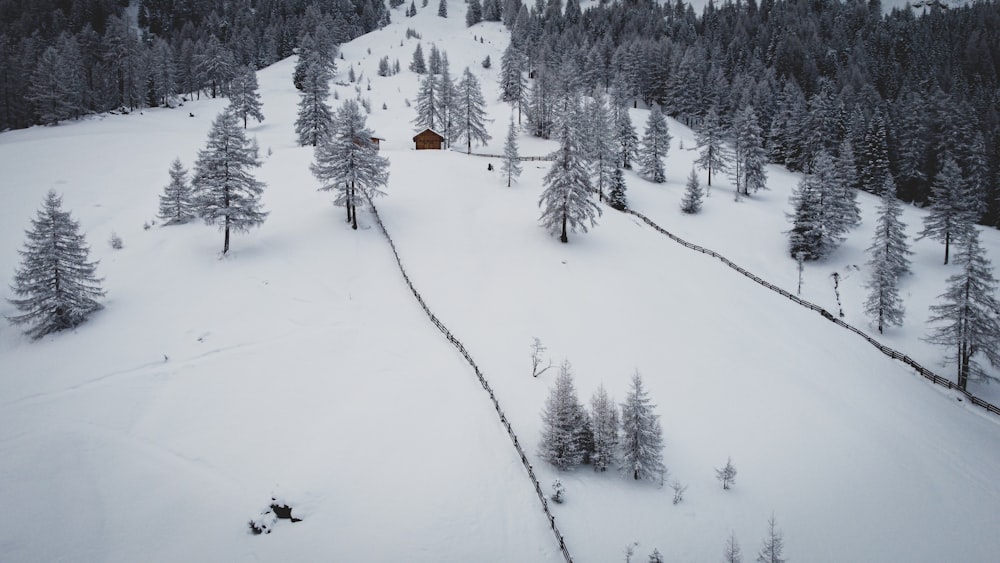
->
<box><xmin>681</xmin><ymin>168</ymin><xmax>703</xmax><ymax>214</ymax></box>
<box><xmin>550</xmin><ymin>479</ymin><xmax>565</xmax><ymax>503</ymax></box>
<box><xmin>482</xmin><ymin>55</ymin><xmax>491</xmax><ymax>68</ymax></box>
<box><xmin>648</xmin><ymin>548</ymin><xmax>664</xmax><ymax>563</ymax></box>
<box><xmin>108</xmin><ymin>231</ymin><xmax>123</xmax><ymax>249</ymax></box>
<box><xmin>623</xmin><ymin>542</ymin><xmax>639</xmax><ymax>563</ymax></box>
<box><xmin>531</xmin><ymin>337</ymin><xmax>553</xmax><ymax>377</ymax></box>
<box><xmin>382</xmin><ymin>102</ymin><xmax>387</xmax><ymax>110</ymax></box>
<box><xmin>670</xmin><ymin>480</ymin><xmax>687</xmax><ymax>504</ymax></box>
<box><xmin>716</xmin><ymin>456</ymin><xmax>737</xmax><ymax>490</ymax></box>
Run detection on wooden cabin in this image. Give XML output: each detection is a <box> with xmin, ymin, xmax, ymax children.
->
<box><xmin>370</xmin><ymin>136</ymin><xmax>384</xmax><ymax>150</ymax></box>
<box><xmin>413</xmin><ymin>129</ymin><xmax>444</xmax><ymax>150</ymax></box>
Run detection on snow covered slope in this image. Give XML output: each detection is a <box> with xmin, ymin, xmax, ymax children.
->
<box><xmin>1</xmin><ymin>5</ymin><xmax>999</xmax><ymax>563</ymax></box>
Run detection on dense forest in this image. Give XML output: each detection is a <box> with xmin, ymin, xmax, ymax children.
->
<box><xmin>1</xmin><ymin>0</ymin><xmax>999</xmax><ymax>225</ymax></box>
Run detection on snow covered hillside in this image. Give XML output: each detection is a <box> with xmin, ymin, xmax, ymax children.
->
<box><xmin>2</xmin><ymin>4</ymin><xmax>999</xmax><ymax>563</ymax></box>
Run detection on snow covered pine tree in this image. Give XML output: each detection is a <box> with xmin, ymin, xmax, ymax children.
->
<box><xmin>158</xmin><ymin>158</ymin><xmax>196</xmax><ymax>224</ymax></box>
<box><xmin>538</xmin><ymin>103</ymin><xmax>600</xmax><ymax>243</ymax></box>
<box><xmin>619</xmin><ymin>370</ymin><xmax>666</xmax><ymax>482</ymax></box>
<box><xmin>539</xmin><ymin>361</ymin><xmax>587</xmax><ymax>470</ymax></box>
<box><xmin>311</xmin><ymin>99</ymin><xmax>390</xmax><ymax>230</ymax></box>
<box><xmin>7</xmin><ymin>190</ymin><xmax>105</xmax><ymax>339</ymax></box>
<box><xmin>192</xmin><ymin>108</ymin><xmax>268</xmax><ymax>254</ymax></box>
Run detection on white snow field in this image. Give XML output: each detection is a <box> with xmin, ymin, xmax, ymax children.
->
<box><xmin>2</xmin><ymin>5</ymin><xmax>1000</xmax><ymax>563</ymax></box>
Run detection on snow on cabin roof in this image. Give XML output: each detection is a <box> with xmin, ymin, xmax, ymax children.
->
<box><xmin>412</xmin><ymin>129</ymin><xmax>445</xmax><ymax>141</ymax></box>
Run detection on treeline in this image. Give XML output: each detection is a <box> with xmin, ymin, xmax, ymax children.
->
<box><xmin>501</xmin><ymin>0</ymin><xmax>1000</xmax><ymax>226</ymax></box>
<box><xmin>0</xmin><ymin>0</ymin><xmax>388</xmax><ymax>130</ymax></box>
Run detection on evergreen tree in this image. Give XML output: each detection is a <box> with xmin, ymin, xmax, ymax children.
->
<box><xmin>438</xmin><ymin>60</ymin><xmax>459</xmax><ymax>146</ymax></box>
<box><xmin>378</xmin><ymin>56</ymin><xmax>391</xmax><ymax>77</ymax></box>
<box><xmin>229</xmin><ymin>64</ymin><xmax>264</xmax><ymax>128</ymax></box>
<box><xmin>833</xmin><ymin>139</ymin><xmax>861</xmax><ymax>229</ymax></box>
<box><xmin>731</xmin><ymin>105</ymin><xmax>767</xmax><ymax>196</ymax></box>
<box><xmin>619</xmin><ymin>370</ymin><xmax>666</xmax><ymax>482</ymax></box>
<box><xmin>158</xmin><ymin>158</ymin><xmax>196</xmax><ymax>225</ymax></box>
<box><xmin>695</xmin><ymin>106</ymin><xmax>728</xmax><ymax>188</ymax></box>
<box><xmin>787</xmin><ymin>151</ymin><xmax>845</xmax><ymax>261</ymax></box>
<box><xmin>607</xmin><ymin>166</ymin><xmax>628</xmax><ymax>211</ymax></box>
<box><xmin>589</xmin><ymin>384</ymin><xmax>619</xmax><ymax>472</ymax></box>
<box><xmin>455</xmin><ymin>67</ymin><xmax>491</xmax><ymax>154</ymax></box>
<box><xmin>438</xmin><ymin>0</ymin><xmax>448</xmax><ymax>17</ymax></box>
<box><xmin>681</xmin><ymin>168</ymin><xmax>703</xmax><ymax>214</ymax></box>
<box><xmin>293</xmin><ymin>33</ymin><xmax>316</xmax><ymax>91</ymax></box>
<box><xmin>858</xmin><ymin>109</ymin><xmax>889</xmax><ymax>194</ymax></box>
<box><xmin>501</xmin><ymin>116</ymin><xmax>522</xmax><ymax>187</ymax></box>
<box><xmin>311</xmin><ymin>100</ymin><xmax>390</xmax><ymax>230</ymax></box>
<box><xmin>920</xmin><ymin>157</ymin><xmax>979</xmax><ymax>265</ymax></box>
<box><xmin>466</xmin><ymin>0</ymin><xmax>484</xmax><ymax>26</ymax></box>
<box><xmin>538</xmin><ymin>361</ymin><xmax>586</xmax><ymax>470</ymax></box>
<box><xmin>484</xmin><ymin>0</ymin><xmax>503</xmax><ymax>21</ymax></box>
<box><xmin>715</xmin><ymin>456</ymin><xmax>738</xmax><ymax>490</ymax></box>
<box><xmin>925</xmin><ymin>229</ymin><xmax>1000</xmax><ymax>390</ymax></box>
<box><xmin>192</xmin><ymin>109</ymin><xmax>268</xmax><ymax>254</ymax></box>
<box><xmin>409</xmin><ymin>43</ymin><xmax>426</xmax><ymax>74</ymax></box>
<box><xmin>613</xmin><ymin>102</ymin><xmax>639</xmax><ymax>170</ymax></box>
<box><xmin>428</xmin><ymin>45</ymin><xmax>443</xmax><ymax>75</ymax></box>
<box><xmin>148</xmin><ymin>37</ymin><xmax>176</xmax><ymax>108</ymax></box>
<box><xmin>295</xmin><ymin>62</ymin><xmax>333</xmax><ymax>147</ymax></box>
<box><xmin>413</xmin><ymin>72</ymin><xmax>441</xmax><ymax>132</ymax></box>
<box><xmin>539</xmin><ymin>103</ymin><xmax>601</xmax><ymax>243</ymax></box>
<box><xmin>756</xmin><ymin>515</ymin><xmax>786</xmax><ymax>563</ymax></box>
<box><xmin>724</xmin><ymin>532</ymin><xmax>743</xmax><ymax>563</ymax></box>
<box><xmin>638</xmin><ymin>105</ymin><xmax>671</xmax><ymax>183</ymax></box>
<box><xmin>527</xmin><ymin>69</ymin><xmax>555</xmax><ymax>139</ymax></box>
<box><xmin>864</xmin><ymin>175</ymin><xmax>911</xmax><ymax>334</ymax></box>
<box><xmin>499</xmin><ymin>39</ymin><xmax>527</xmax><ymax>124</ymax></box>
<box><xmin>648</xmin><ymin>549</ymin><xmax>664</xmax><ymax>563</ymax></box>
<box><xmin>586</xmin><ymin>91</ymin><xmax>617</xmax><ymax>202</ymax></box>
<box><xmin>27</xmin><ymin>46</ymin><xmax>80</xmax><ymax>124</ymax></box>
<box><xmin>195</xmin><ymin>35</ymin><xmax>236</xmax><ymax>99</ymax></box>
<box><xmin>7</xmin><ymin>190</ymin><xmax>105</xmax><ymax>339</ymax></box>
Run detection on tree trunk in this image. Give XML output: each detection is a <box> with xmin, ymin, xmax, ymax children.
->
<box><xmin>944</xmin><ymin>231</ymin><xmax>950</xmax><ymax>265</ymax></box>
<box><xmin>350</xmin><ymin>183</ymin><xmax>358</xmax><ymax>230</ymax></box>
<box><xmin>223</xmin><ymin>188</ymin><xmax>231</xmax><ymax>254</ymax></box>
<box><xmin>560</xmin><ymin>213</ymin><xmax>568</xmax><ymax>243</ymax></box>
<box><xmin>958</xmin><ymin>341</ymin><xmax>969</xmax><ymax>391</ymax></box>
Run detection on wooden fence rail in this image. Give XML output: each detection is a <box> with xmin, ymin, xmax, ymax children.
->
<box><xmin>460</xmin><ymin>150</ymin><xmax>556</xmax><ymax>162</ymax></box>
<box><xmin>366</xmin><ymin>196</ymin><xmax>575</xmax><ymax>563</ymax></box>
<box><xmin>622</xmin><ymin>207</ymin><xmax>1000</xmax><ymax>417</ymax></box>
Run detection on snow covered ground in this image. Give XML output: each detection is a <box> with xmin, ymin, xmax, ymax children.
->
<box><xmin>1</xmin><ymin>5</ymin><xmax>999</xmax><ymax>562</ymax></box>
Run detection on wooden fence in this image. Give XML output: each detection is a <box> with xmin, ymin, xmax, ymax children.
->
<box><xmin>622</xmin><ymin>207</ymin><xmax>1000</xmax><ymax>417</ymax></box>
<box><xmin>460</xmin><ymin>150</ymin><xmax>555</xmax><ymax>162</ymax></box>
<box><xmin>366</xmin><ymin>196</ymin><xmax>575</xmax><ymax>563</ymax></box>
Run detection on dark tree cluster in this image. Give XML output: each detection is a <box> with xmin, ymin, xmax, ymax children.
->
<box><xmin>0</xmin><ymin>0</ymin><xmax>389</xmax><ymax>130</ymax></box>
<box><xmin>502</xmin><ymin>0</ymin><xmax>1000</xmax><ymax>227</ymax></box>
